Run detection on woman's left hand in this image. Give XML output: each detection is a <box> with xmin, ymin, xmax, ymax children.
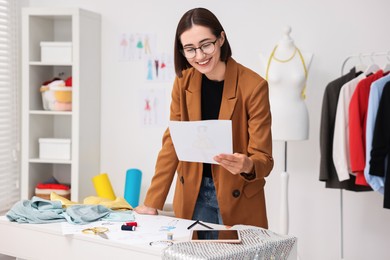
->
<box><xmin>213</xmin><ymin>153</ymin><xmax>254</xmax><ymax>175</ymax></box>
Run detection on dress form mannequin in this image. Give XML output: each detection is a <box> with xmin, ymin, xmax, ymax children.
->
<box><xmin>260</xmin><ymin>26</ymin><xmax>313</xmax><ymax>236</ymax></box>
<box><xmin>260</xmin><ymin>26</ymin><xmax>313</xmax><ymax>141</ymax></box>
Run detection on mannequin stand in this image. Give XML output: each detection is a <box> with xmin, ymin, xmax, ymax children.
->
<box><xmin>280</xmin><ymin>141</ymin><xmax>289</xmax><ymax>235</ymax></box>
<box><xmin>280</xmin><ymin>141</ymin><xmax>301</xmax><ymax>260</ymax></box>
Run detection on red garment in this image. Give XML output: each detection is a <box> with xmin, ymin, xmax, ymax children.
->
<box><xmin>348</xmin><ymin>70</ymin><xmax>383</xmax><ymax>186</ymax></box>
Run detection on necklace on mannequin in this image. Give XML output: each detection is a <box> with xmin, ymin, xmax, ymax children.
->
<box><xmin>265</xmin><ymin>44</ymin><xmax>308</xmax><ymax>99</ymax></box>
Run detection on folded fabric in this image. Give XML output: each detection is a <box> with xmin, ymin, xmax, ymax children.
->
<box><xmin>36</xmin><ymin>183</ymin><xmax>70</xmax><ymax>190</ymax></box>
<box><xmin>102</xmin><ymin>209</ymin><xmax>135</xmax><ymax>222</ymax></box>
<box><xmin>53</xmin><ymin>102</ymin><xmax>72</xmax><ymax>111</ymax></box>
<box><xmin>36</xmin><ymin>188</ymin><xmax>70</xmax><ymax>196</ymax></box>
<box><xmin>6</xmin><ymin>196</ymin><xmax>135</xmax><ymax>225</ymax></box>
<box><xmin>62</xmin><ymin>204</ymin><xmax>135</xmax><ymax>224</ymax></box>
<box><xmin>62</xmin><ymin>205</ymin><xmax>110</xmax><ymax>224</ymax></box>
<box><xmin>6</xmin><ymin>196</ymin><xmax>65</xmax><ymax>224</ymax></box>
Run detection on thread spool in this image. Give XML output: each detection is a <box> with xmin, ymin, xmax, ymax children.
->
<box><xmin>121</xmin><ymin>225</ymin><xmax>136</xmax><ymax>231</ymax></box>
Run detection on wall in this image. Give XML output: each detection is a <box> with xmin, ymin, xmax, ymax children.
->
<box><xmin>24</xmin><ymin>0</ymin><xmax>390</xmax><ymax>259</ymax></box>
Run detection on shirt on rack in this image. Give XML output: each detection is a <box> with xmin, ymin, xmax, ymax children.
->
<box><xmin>364</xmin><ymin>75</ymin><xmax>390</xmax><ymax>193</ymax></box>
<box><xmin>369</xmin><ymin>83</ymin><xmax>390</xmax><ymax>208</ymax></box>
<box><xmin>319</xmin><ymin>67</ymin><xmax>371</xmax><ymax>191</ymax></box>
<box><xmin>349</xmin><ymin>70</ymin><xmax>384</xmax><ymax>186</ymax></box>
<box><xmin>333</xmin><ymin>73</ymin><xmax>365</xmax><ymax>181</ymax></box>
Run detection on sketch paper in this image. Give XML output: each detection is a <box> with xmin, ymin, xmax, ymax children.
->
<box><xmin>168</xmin><ymin>120</ymin><xmax>232</xmax><ymax>164</ymax></box>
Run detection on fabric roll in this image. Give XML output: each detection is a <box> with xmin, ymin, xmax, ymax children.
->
<box><xmin>92</xmin><ymin>173</ymin><xmax>116</xmax><ymax>200</ymax></box>
<box><xmin>124</xmin><ymin>168</ymin><xmax>142</xmax><ymax>207</ymax></box>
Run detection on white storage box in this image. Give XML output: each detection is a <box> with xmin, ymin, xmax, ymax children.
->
<box><xmin>40</xmin><ymin>42</ymin><xmax>72</xmax><ymax>63</ymax></box>
<box><xmin>39</xmin><ymin>138</ymin><xmax>71</xmax><ymax>160</ymax></box>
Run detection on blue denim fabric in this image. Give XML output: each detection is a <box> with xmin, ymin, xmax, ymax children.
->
<box><xmin>192</xmin><ymin>177</ymin><xmax>223</xmax><ymax>225</ymax></box>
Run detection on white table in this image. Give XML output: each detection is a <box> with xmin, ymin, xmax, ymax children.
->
<box><xmin>0</xmin><ymin>214</ymin><xmax>297</xmax><ymax>260</ymax></box>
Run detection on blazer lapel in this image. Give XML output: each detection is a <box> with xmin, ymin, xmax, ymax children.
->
<box><xmin>186</xmin><ymin>71</ymin><xmax>202</xmax><ymax>121</ymax></box>
<box><xmin>219</xmin><ymin>58</ymin><xmax>237</xmax><ymax>120</ymax></box>
<box><xmin>185</xmin><ymin>58</ymin><xmax>238</xmax><ymax>121</ymax></box>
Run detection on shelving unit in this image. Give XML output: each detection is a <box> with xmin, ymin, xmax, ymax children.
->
<box><xmin>21</xmin><ymin>8</ymin><xmax>101</xmax><ymax>201</ymax></box>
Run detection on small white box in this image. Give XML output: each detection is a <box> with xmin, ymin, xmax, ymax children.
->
<box><xmin>39</xmin><ymin>138</ymin><xmax>71</xmax><ymax>160</ymax></box>
<box><xmin>40</xmin><ymin>42</ymin><xmax>72</xmax><ymax>63</ymax></box>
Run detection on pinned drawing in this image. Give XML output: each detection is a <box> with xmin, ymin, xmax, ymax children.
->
<box><xmin>145</xmin><ymin>53</ymin><xmax>175</xmax><ymax>82</ymax></box>
<box><xmin>138</xmin><ymin>88</ymin><xmax>167</xmax><ymax>127</ymax></box>
<box><xmin>118</xmin><ymin>33</ymin><xmax>157</xmax><ymax>61</ymax></box>
<box><xmin>119</xmin><ymin>34</ymin><xmax>128</xmax><ymax>61</ymax></box>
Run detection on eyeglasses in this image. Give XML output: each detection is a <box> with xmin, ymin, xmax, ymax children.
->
<box><xmin>181</xmin><ymin>39</ymin><xmax>219</xmax><ymax>59</ymax></box>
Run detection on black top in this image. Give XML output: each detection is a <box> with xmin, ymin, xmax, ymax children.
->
<box><xmin>201</xmin><ymin>74</ymin><xmax>224</xmax><ymax>178</ymax></box>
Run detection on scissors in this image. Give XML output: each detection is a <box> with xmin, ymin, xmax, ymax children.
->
<box><xmin>82</xmin><ymin>226</ymin><xmax>109</xmax><ymax>239</ymax></box>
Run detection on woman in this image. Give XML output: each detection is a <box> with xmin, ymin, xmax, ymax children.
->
<box><xmin>135</xmin><ymin>7</ymin><xmax>273</xmax><ymax>228</ymax></box>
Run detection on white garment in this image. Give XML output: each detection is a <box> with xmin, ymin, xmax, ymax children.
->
<box><xmin>332</xmin><ymin>74</ymin><xmax>365</xmax><ymax>181</ymax></box>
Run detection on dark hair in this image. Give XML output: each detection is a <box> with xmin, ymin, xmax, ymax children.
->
<box><xmin>174</xmin><ymin>8</ymin><xmax>232</xmax><ymax>77</ymax></box>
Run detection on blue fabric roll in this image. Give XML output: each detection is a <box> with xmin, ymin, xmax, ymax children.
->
<box><xmin>124</xmin><ymin>168</ymin><xmax>142</xmax><ymax>208</ymax></box>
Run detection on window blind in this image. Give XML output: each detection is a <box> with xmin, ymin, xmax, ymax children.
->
<box><xmin>0</xmin><ymin>0</ymin><xmax>20</xmax><ymax>213</ymax></box>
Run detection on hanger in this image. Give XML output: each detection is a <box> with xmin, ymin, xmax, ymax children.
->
<box><xmin>382</xmin><ymin>51</ymin><xmax>390</xmax><ymax>73</ymax></box>
<box><xmin>363</xmin><ymin>52</ymin><xmax>380</xmax><ymax>75</ymax></box>
<box><xmin>354</xmin><ymin>53</ymin><xmax>367</xmax><ymax>73</ymax></box>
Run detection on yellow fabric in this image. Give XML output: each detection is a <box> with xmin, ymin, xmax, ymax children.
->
<box><xmin>50</xmin><ymin>192</ymin><xmax>133</xmax><ymax>210</ymax></box>
<box><xmin>50</xmin><ymin>192</ymin><xmax>78</xmax><ymax>207</ymax></box>
<box><xmin>83</xmin><ymin>196</ymin><xmax>133</xmax><ymax>210</ymax></box>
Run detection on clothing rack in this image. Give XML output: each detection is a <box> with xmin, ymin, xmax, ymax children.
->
<box><xmin>339</xmin><ymin>51</ymin><xmax>389</xmax><ymax>260</ymax></box>
<box><xmin>341</xmin><ymin>51</ymin><xmax>390</xmax><ymax>75</ymax></box>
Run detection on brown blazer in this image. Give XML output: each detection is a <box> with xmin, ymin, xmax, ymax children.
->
<box><xmin>144</xmin><ymin>57</ymin><xmax>273</xmax><ymax>228</ymax></box>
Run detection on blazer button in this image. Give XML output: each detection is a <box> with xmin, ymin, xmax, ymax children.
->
<box><xmin>180</xmin><ymin>176</ymin><xmax>184</xmax><ymax>184</ymax></box>
<box><xmin>232</xmin><ymin>189</ymin><xmax>240</xmax><ymax>198</ymax></box>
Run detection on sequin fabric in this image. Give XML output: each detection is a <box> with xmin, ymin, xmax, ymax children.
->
<box><xmin>162</xmin><ymin>225</ymin><xmax>297</xmax><ymax>260</ymax></box>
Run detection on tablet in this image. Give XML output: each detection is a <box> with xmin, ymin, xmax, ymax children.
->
<box><xmin>190</xmin><ymin>229</ymin><xmax>241</xmax><ymax>243</ymax></box>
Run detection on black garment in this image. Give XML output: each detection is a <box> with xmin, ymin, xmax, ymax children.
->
<box><xmin>201</xmin><ymin>75</ymin><xmax>224</xmax><ymax>178</ymax></box>
<box><xmin>319</xmin><ymin>68</ymin><xmax>371</xmax><ymax>191</ymax></box>
<box><xmin>370</xmin><ymin>82</ymin><xmax>390</xmax><ymax>208</ymax></box>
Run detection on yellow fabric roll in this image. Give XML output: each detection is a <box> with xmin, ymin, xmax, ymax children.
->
<box><xmin>92</xmin><ymin>173</ymin><xmax>116</xmax><ymax>200</ymax></box>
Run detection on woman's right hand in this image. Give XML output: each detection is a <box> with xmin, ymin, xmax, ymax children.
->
<box><xmin>134</xmin><ymin>205</ymin><xmax>158</xmax><ymax>215</ymax></box>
